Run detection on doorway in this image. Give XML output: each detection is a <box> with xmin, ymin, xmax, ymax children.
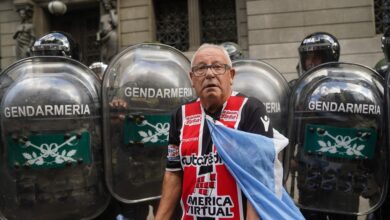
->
<box><xmin>49</xmin><ymin>6</ymin><xmax>100</xmax><ymax>65</ymax></box>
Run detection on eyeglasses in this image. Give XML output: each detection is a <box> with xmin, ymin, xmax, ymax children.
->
<box><xmin>191</xmin><ymin>63</ymin><xmax>230</xmax><ymax>77</ymax></box>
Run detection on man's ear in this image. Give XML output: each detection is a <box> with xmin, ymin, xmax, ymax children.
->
<box><xmin>229</xmin><ymin>68</ymin><xmax>235</xmax><ymax>85</ymax></box>
<box><xmin>189</xmin><ymin>72</ymin><xmax>194</xmax><ymax>86</ymax></box>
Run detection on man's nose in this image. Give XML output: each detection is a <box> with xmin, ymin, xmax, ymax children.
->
<box><xmin>205</xmin><ymin>67</ymin><xmax>215</xmax><ymax>78</ymax></box>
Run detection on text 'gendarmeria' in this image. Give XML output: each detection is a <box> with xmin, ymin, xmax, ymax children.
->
<box><xmin>4</xmin><ymin>104</ymin><xmax>91</xmax><ymax>118</ymax></box>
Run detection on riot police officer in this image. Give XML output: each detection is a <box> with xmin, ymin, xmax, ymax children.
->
<box><xmin>285</xmin><ymin>61</ymin><xmax>386</xmax><ymax>220</ymax></box>
<box><xmin>100</xmin><ymin>43</ymin><xmax>195</xmax><ymax>220</ymax></box>
<box><xmin>286</xmin><ymin>33</ymin><xmax>376</xmax><ymax>220</ymax></box>
<box><xmin>0</xmin><ymin>31</ymin><xmax>109</xmax><ymax>220</ymax></box>
<box><xmin>373</xmin><ymin>27</ymin><xmax>390</xmax><ymax>220</ymax></box>
<box><xmin>298</xmin><ymin>32</ymin><xmax>340</xmax><ymax>74</ymax></box>
<box><xmin>289</xmin><ymin>32</ymin><xmax>340</xmax><ymax>88</ymax></box>
<box><xmin>374</xmin><ymin>58</ymin><xmax>387</xmax><ymax>78</ymax></box>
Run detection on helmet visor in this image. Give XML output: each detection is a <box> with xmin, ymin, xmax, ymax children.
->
<box><xmin>299</xmin><ymin>49</ymin><xmax>335</xmax><ymax>74</ymax></box>
<box><xmin>32</xmin><ymin>50</ymin><xmax>66</xmax><ymax>57</ymax></box>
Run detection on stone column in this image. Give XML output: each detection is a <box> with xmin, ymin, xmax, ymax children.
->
<box><xmin>188</xmin><ymin>0</ymin><xmax>200</xmax><ymax>51</ymax></box>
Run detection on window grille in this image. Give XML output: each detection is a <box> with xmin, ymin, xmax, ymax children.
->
<box><xmin>200</xmin><ymin>0</ymin><xmax>237</xmax><ymax>44</ymax></box>
<box><xmin>375</xmin><ymin>0</ymin><xmax>390</xmax><ymax>33</ymax></box>
<box><xmin>154</xmin><ymin>0</ymin><xmax>189</xmax><ymax>51</ymax></box>
<box><xmin>375</xmin><ymin>0</ymin><xmax>383</xmax><ymax>33</ymax></box>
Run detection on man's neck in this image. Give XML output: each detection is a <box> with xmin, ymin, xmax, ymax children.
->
<box><xmin>200</xmin><ymin>90</ymin><xmax>233</xmax><ymax>113</ymax></box>
<box><xmin>204</xmin><ymin>105</ymin><xmax>223</xmax><ymax>114</ymax></box>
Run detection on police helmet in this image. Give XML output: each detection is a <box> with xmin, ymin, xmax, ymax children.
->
<box><xmin>31</xmin><ymin>31</ymin><xmax>80</xmax><ymax>61</ymax></box>
<box><xmin>374</xmin><ymin>58</ymin><xmax>388</xmax><ymax>78</ymax></box>
<box><xmin>382</xmin><ymin>28</ymin><xmax>390</xmax><ymax>62</ymax></box>
<box><xmin>89</xmin><ymin>62</ymin><xmax>108</xmax><ymax>80</ymax></box>
<box><xmin>298</xmin><ymin>32</ymin><xmax>340</xmax><ymax>74</ymax></box>
<box><xmin>220</xmin><ymin>42</ymin><xmax>244</xmax><ymax>60</ymax></box>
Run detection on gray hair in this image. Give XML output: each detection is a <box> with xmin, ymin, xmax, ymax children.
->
<box><xmin>190</xmin><ymin>43</ymin><xmax>232</xmax><ymax>68</ymax></box>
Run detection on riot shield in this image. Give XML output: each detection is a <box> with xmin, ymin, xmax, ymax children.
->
<box><xmin>0</xmin><ymin>56</ymin><xmax>110</xmax><ymax>220</ymax></box>
<box><xmin>284</xmin><ymin>62</ymin><xmax>387</xmax><ymax>215</ymax></box>
<box><xmin>232</xmin><ymin>59</ymin><xmax>290</xmax><ymax>134</ymax></box>
<box><xmin>102</xmin><ymin>43</ymin><xmax>196</xmax><ymax>203</ymax></box>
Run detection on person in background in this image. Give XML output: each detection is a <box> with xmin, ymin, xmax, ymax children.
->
<box><xmin>289</xmin><ymin>32</ymin><xmax>340</xmax><ymax>88</ymax></box>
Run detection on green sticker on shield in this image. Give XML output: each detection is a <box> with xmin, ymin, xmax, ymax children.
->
<box><xmin>8</xmin><ymin>131</ymin><xmax>91</xmax><ymax>169</ymax></box>
<box><xmin>124</xmin><ymin>115</ymin><xmax>170</xmax><ymax>147</ymax></box>
<box><xmin>303</xmin><ymin>124</ymin><xmax>377</xmax><ymax>159</ymax></box>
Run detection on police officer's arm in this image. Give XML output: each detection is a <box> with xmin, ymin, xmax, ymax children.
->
<box><xmin>155</xmin><ymin>170</ymin><xmax>182</xmax><ymax>220</ymax></box>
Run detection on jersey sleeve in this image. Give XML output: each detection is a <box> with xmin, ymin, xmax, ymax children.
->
<box><xmin>239</xmin><ymin>97</ymin><xmax>273</xmax><ymax>138</ymax></box>
<box><xmin>166</xmin><ymin>106</ymin><xmax>183</xmax><ymax>171</ymax></box>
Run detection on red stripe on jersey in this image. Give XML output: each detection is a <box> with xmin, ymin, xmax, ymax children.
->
<box><xmin>180</xmin><ymin>96</ymin><xmax>246</xmax><ymax>220</ymax></box>
<box><xmin>181</xmin><ymin>101</ymin><xmax>202</xmax><ymax>220</ymax></box>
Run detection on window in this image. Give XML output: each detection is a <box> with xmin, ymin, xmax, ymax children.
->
<box><xmin>154</xmin><ymin>0</ymin><xmax>189</xmax><ymax>51</ymax></box>
<box><xmin>374</xmin><ymin>0</ymin><xmax>383</xmax><ymax>33</ymax></box>
<box><xmin>374</xmin><ymin>0</ymin><xmax>390</xmax><ymax>34</ymax></box>
<box><xmin>50</xmin><ymin>7</ymin><xmax>100</xmax><ymax>65</ymax></box>
<box><xmin>154</xmin><ymin>0</ymin><xmax>237</xmax><ymax>51</ymax></box>
<box><xmin>200</xmin><ymin>0</ymin><xmax>237</xmax><ymax>44</ymax></box>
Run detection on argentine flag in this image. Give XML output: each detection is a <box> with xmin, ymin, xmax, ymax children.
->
<box><xmin>206</xmin><ymin>116</ymin><xmax>304</xmax><ymax>220</ymax></box>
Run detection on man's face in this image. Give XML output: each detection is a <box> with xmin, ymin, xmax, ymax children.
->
<box><xmin>190</xmin><ymin>47</ymin><xmax>235</xmax><ymax>110</ymax></box>
<box><xmin>304</xmin><ymin>52</ymin><xmax>323</xmax><ymax>71</ymax></box>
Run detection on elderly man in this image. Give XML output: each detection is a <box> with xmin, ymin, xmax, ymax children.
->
<box><xmin>155</xmin><ymin>44</ymin><xmax>273</xmax><ymax>220</ymax></box>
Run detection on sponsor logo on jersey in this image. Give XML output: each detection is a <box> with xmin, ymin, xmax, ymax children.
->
<box><xmin>187</xmin><ymin>195</ymin><xmax>234</xmax><ymax>217</ymax></box>
<box><xmin>186</xmin><ymin>174</ymin><xmax>234</xmax><ymax>218</ymax></box>
<box><xmin>184</xmin><ymin>114</ymin><xmax>202</xmax><ymax>126</ymax></box>
<box><xmin>181</xmin><ymin>152</ymin><xmax>223</xmax><ymax>167</ymax></box>
<box><xmin>124</xmin><ymin>87</ymin><xmax>193</xmax><ymax>98</ymax></box>
<box><xmin>261</xmin><ymin>115</ymin><xmax>270</xmax><ymax>132</ymax></box>
<box><xmin>308</xmin><ymin>101</ymin><xmax>381</xmax><ymax>115</ymax></box>
<box><xmin>167</xmin><ymin>144</ymin><xmax>180</xmax><ymax>161</ymax></box>
<box><xmin>4</xmin><ymin>104</ymin><xmax>91</xmax><ymax>118</ymax></box>
<box><xmin>220</xmin><ymin>110</ymin><xmax>238</xmax><ymax>121</ymax></box>
<box><xmin>182</xmin><ymin>137</ymin><xmax>199</xmax><ymax>143</ymax></box>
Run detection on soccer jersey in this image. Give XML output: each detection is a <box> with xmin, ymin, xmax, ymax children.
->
<box><xmin>166</xmin><ymin>92</ymin><xmax>273</xmax><ymax>220</ymax></box>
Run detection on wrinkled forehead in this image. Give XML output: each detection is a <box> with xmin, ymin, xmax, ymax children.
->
<box><xmin>192</xmin><ymin>47</ymin><xmax>228</xmax><ymax>66</ymax></box>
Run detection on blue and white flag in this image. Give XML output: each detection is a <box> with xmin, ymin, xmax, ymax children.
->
<box><xmin>206</xmin><ymin>116</ymin><xmax>304</xmax><ymax>220</ymax></box>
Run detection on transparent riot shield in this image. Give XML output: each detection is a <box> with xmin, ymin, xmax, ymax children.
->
<box><xmin>284</xmin><ymin>62</ymin><xmax>387</xmax><ymax>215</ymax></box>
<box><xmin>0</xmin><ymin>56</ymin><xmax>110</xmax><ymax>220</ymax></box>
<box><xmin>232</xmin><ymin>60</ymin><xmax>290</xmax><ymax>134</ymax></box>
<box><xmin>102</xmin><ymin>43</ymin><xmax>196</xmax><ymax>203</ymax></box>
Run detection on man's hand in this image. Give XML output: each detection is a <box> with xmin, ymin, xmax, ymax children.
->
<box><xmin>109</xmin><ymin>98</ymin><xmax>128</xmax><ymax>123</ymax></box>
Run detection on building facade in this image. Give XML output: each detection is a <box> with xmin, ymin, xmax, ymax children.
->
<box><xmin>0</xmin><ymin>0</ymin><xmax>385</xmax><ymax>81</ymax></box>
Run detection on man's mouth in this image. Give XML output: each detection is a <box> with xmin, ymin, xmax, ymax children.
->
<box><xmin>204</xmin><ymin>83</ymin><xmax>218</xmax><ymax>89</ymax></box>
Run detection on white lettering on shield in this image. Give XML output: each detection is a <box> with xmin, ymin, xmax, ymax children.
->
<box><xmin>4</xmin><ymin>104</ymin><xmax>91</xmax><ymax>118</ymax></box>
<box><xmin>124</xmin><ymin>87</ymin><xmax>193</xmax><ymax>98</ymax></box>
